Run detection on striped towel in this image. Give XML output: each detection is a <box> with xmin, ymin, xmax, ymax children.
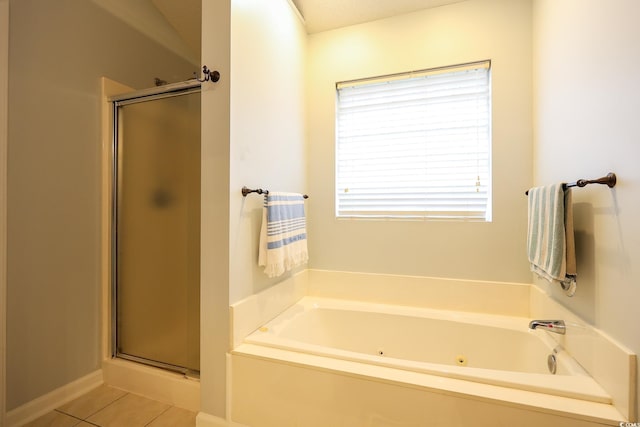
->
<box><xmin>258</xmin><ymin>192</ymin><xmax>309</xmax><ymax>278</ymax></box>
<box><xmin>527</xmin><ymin>184</ymin><xmax>576</xmax><ymax>289</ymax></box>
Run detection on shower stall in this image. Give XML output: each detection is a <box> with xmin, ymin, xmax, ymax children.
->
<box><xmin>110</xmin><ymin>81</ymin><xmax>201</xmax><ymax>376</ymax></box>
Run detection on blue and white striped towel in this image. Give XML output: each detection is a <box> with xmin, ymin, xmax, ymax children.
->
<box><xmin>527</xmin><ymin>183</ymin><xmax>576</xmax><ymax>288</ymax></box>
<box><xmin>258</xmin><ymin>192</ymin><xmax>309</xmax><ymax>278</ymax></box>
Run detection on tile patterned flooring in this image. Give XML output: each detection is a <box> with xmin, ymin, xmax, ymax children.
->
<box><xmin>24</xmin><ymin>385</ymin><xmax>197</xmax><ymax>427</ymax></box>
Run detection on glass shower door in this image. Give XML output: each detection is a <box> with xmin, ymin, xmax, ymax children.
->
<box><xmin>114</xmin><ymin>88</ymin><xmax>200</xmax><ymax>374</ymax></box>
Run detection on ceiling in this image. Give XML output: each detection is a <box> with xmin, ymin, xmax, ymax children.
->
<box><xmin>94</xmin><ymin>0</ymin><xmax>467</xmax><ymax>65</ymax></box>
<box><xmin>291</xmin><ymin>0</ymin><xmax>467</xmax><ymax>33</ymax></box>
<box><xmin>152</xmin><ymin>0</ymin><xmax>469</xmax><ymax>49</ymax></box>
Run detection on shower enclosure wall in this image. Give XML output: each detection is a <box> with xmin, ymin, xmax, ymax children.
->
<box><xmin>111</xmin><ymin>82</ymin><xmax>201</xmax><ymax>375</ymax></box>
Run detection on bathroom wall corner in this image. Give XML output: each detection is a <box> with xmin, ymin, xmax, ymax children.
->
<box><xmin>530</xmin><ymin>285</ymin><xmax>636</xmax><ymax>421</ymax></box>
<box><xmin>230</xmin><ymin>270</ymin><xmax>308</xmax><ymax>349</ymax></box>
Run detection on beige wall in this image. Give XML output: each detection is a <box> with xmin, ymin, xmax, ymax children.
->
<box><xmin>6</xmin><ymin>0</ymin><xmax>196</xmax><ymax>410</ymax></box>
<box><xmin>229</xmin><ymin>0</ymin><xmax>307</xmax><ymax>304</ymax></box>
<box><xmin>1</xmin><ymin>1</ymin><xmax>8</xmax><ymax>423</ymax></box>
<box><xmin>200</xmin><ymin>0</ymin><xmax>231</xmax><ymax>419</ymax></box>
<box><xmin>532</xmin><ymin>0</ymin><xmax>640</xmax><ymax>416</ymax></box>
<box><xmin>306</xmin><ymin>0</ymin><xmax>533</xmax><ymax>283</ymax></box>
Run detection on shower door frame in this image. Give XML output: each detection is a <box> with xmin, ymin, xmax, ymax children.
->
<box><xmin>110</xmin><ymin>80</ymin><xmax>201</xmax><ymax>375</ymax></box>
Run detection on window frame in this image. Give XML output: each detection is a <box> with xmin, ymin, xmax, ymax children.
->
<box><xmin>335</xmin><ymin>60</ymin><xmax>492</xmax><ymax>222</ymax></box>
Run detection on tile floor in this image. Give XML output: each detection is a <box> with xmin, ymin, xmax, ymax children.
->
<box><xmin>24</xmin><ymin>384</ymin><xmax>197</xmax><ymax>427</ymax></box>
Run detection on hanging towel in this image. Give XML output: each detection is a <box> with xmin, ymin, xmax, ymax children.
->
<box><xmin>527</xmin><ymin>183</ymin><xmax>576</xmax><ymax>289</ymax></box>
<box><xmin>258</xmin><ymin>192</ymin><xmax>309</xmax><ymax>278</ymax></box>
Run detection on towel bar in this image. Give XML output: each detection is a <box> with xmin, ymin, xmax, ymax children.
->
<box><xmin>525</xmin><ymin>173</ymin><xmax>616</xmax><ymax>195</ymax></box>
<box><xmin>242</xmin><ymin>186</ymin><xmax>308</xmax><ymax>199</ymax></box>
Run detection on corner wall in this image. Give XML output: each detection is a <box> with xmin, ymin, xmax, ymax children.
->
<box><xmin>229</xmin><ymin>0</ymin><xmax>307</xmax><ymax>304</ymax></box>
<box><xmin>198</xmin><ymin>0</ymin><xmax>307</xmax><ymax>420</ymax></box>
<box><xmin>532</xmin><ymin>0</ymin><xmax>640</xmax><ymax>417</ymax></box>
<box><xmin>200</xmin><ymin>0</ymin><xmax>231</xmax><ymax>419</ymax></box>
<box><xmin>306</xmin><ymin>0</ymin><xmax>533</xmax><ymax>283</ymax></box>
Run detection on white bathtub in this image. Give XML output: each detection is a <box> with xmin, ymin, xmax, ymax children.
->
<box><xmin>243</xmin><ymin>296</ymin><xmax>611</xmax><ymax>404</ymax></box>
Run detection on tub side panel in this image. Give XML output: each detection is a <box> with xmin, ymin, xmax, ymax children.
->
<box><xmin>230</xmin><ymin>354</ymin><xmax>613</xmax><ymax>427</ymax></box>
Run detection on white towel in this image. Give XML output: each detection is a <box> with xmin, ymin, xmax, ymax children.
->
<box><xmin>258</xmin><ymin>192</ymin><xmax>309</xmax><ymax>278</ymax></box>
<box><xmin>527</xmin><ymin>183</ymin><xmax>576</xmax><ymax>288</ymax></box>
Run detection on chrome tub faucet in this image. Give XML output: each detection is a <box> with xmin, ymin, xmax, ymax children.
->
<box><xmin>529</xmin><ymin>320</ymin><xmax>566</xmax><ymax>335</ymax></box>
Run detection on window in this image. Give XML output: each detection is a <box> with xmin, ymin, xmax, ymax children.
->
<box><xmin>336</xmin><ymin>61</ymin><xmax>491</xmax><ymax>221</ymax></box>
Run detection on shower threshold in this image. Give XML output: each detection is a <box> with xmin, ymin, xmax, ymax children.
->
<box><xmin>115</xmin><ymin>352</ymin><xmax>200</xmax><ymax>380</ymax></box>
<box><xmin>102</xmin><ymin>357</ymin><xmax>200</xmax><ymax>412</ymax></box>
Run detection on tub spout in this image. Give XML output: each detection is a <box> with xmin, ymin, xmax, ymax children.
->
<box><xmin>528</xmin><ymin>320</ymin><xmax>566</xmax><ymax>335</ymax></box>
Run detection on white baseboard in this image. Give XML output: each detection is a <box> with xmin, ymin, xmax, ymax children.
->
<box><xmin>6</xmin><ymin>369</ymin><xmax>103</xmax><ymax>427</ymax></box>
<box><xmin>196</xmin><ymin>411</ymin><xmax>248</xmax><ymax>427</ymax></box>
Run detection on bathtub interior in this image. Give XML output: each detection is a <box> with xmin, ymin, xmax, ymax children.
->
<box><xmin>249</xmin><ymin>297</ymin><xmax>577</xmax><ymax>375</ymax></box>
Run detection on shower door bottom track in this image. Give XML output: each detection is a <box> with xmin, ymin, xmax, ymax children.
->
<box><xmin>115</xmin><ymin>352</ymin><xmax>200</xmax><ymax>380</ymax></box>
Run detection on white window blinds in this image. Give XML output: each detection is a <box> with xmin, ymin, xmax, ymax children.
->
<box><xmin>336</xmin><ymin>61</ymin><xmax>491</xmax><ymax>220</ymax></box>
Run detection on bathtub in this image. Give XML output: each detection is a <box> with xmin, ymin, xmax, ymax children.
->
<box><xmin>242</xmin><ymin>296</ymin><xmax>610</xmax><ymax>404</ymax></box>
